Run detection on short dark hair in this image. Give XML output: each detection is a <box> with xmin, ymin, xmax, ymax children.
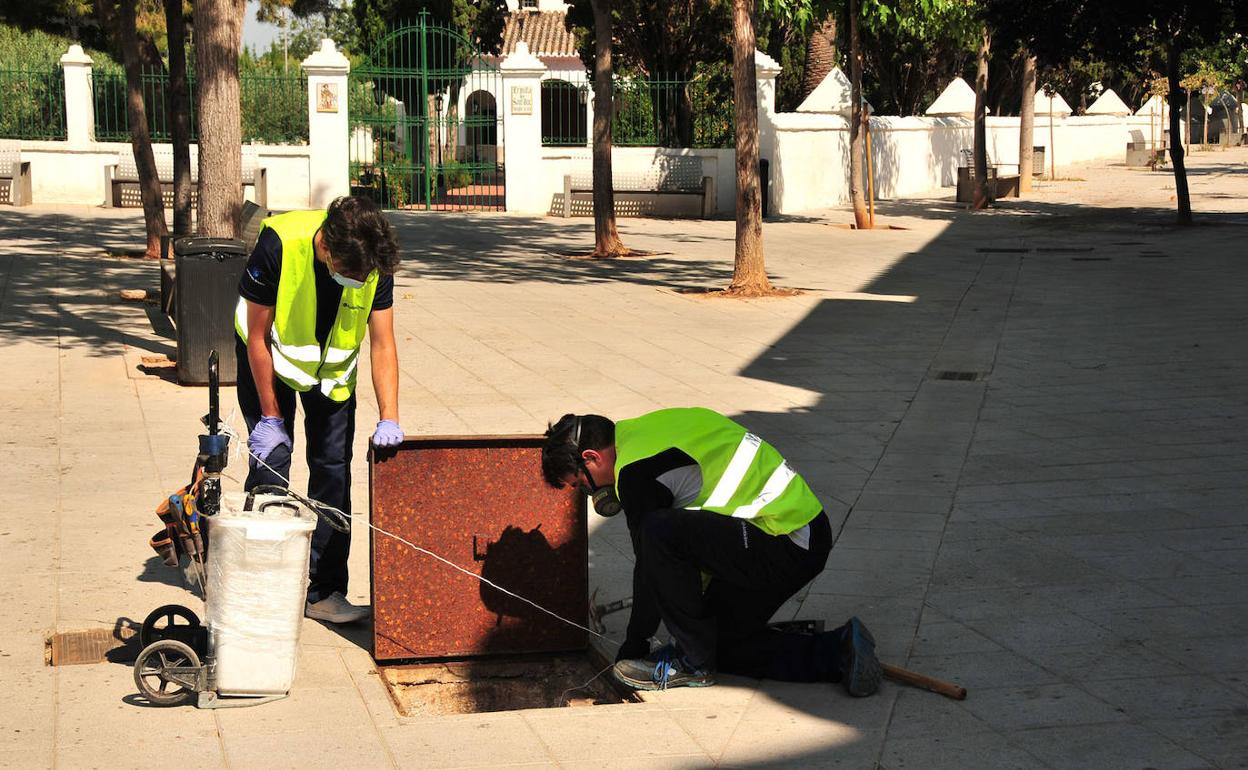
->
<box><xmin>541</xmin><ymin>413</ymin><xmax>614</xmax><ymax>488</ymax></box>
<box><xmin>321</xmin><ymin>196</ymin><xmax>400</xmax><ymax>277</ymax></box>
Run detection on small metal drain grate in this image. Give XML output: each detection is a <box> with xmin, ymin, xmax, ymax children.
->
<box><xmin>934</xmin><ymin>371</ymin><xmax>984</xmax><ymax>382</ymax></box>
<box><xmin>47</xmin><ymin>628</ymin><xmax>137</xmax><ymax>666</ymax></box>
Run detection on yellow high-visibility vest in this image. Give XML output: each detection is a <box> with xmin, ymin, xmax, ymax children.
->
<box><xmin>235</xmin><ymin>210</ymin><xmax>378</xmax><ymax>401</ymax></box>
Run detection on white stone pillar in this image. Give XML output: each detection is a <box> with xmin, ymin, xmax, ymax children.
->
<box><xmin>500</xmin><ymin>42</ymin><xmax>547</xmax><ymax>213</ymax></box>
<box><xmin>754</xmin><ymin>49</ymin><xmax>782</xmax><ymax>215</ymax></box>
<box><xmin>60</xmin><ymin>44</ymin><xmax>95</xmax><ymax>145</ymax></box>
<box><xmin>302</xmin><ymin>39</ymin><xmax>350</xmax><ymax>208</ymax></box>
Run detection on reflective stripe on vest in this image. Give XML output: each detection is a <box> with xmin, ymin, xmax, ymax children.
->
<box><xmin>234</xmin><ymin>210</ymin><xmax>378</xmax><ymax>401</ymax></box>
<box><xmin>613</xmin><ymin>407</ymin><xmax>822</xmax><ymax>536</ymax></box>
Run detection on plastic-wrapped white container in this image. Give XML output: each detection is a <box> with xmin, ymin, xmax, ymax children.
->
<box><xmin>206</xmin><ymin>492</ymin><xmax>317</xmax><ymax>696</ymax></box>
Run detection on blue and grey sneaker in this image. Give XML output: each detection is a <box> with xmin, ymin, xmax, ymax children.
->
<box><xmin>841</xmin><ymin>616</ymin><xmax>882</xmax><ymax>697</ymax></box>
<box><xmin>613</xmin><ymin>644</ymin><xmax>715</xmax><ymax>691</ymax></box>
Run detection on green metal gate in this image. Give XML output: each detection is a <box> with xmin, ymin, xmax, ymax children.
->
<box><xmin>349</xmin><ymin>15</ymin><xmax>505</xmax><ymax>211</ymax></box>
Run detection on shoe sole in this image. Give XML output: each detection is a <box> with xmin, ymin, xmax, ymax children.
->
<box><xmin>845</xmin><ymin>618</ymin><xmax>882</xmax><ymax>697</ymax></box>
<box><xmin>612</xmin><ymin>667</ymin><xmax>715</xmax><ymax>691</ymax></box>
<box><xmin>304</xmin><ymin>609</ymin><xmax>370</xmax><ymax>624</ymax></box>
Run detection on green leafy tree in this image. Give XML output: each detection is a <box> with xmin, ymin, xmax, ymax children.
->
<box><xmin>351</xmin><ymin>0</ymin><xmax>508</xmax><ymax>57</ymax></box>
<box><xmin>567</xmin><ymin>0</ymin><xmax>732</xmax><ymax>148</ymax></box>
<box><xmin>987</xmin><ymin>0</ymin><xmax>1246</xmax><ymax>225</ymax></box>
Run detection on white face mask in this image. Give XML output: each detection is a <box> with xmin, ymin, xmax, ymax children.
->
<box><xmin>330</xmin><ymin>268</ymin><xmax>366</xmax><ymax>290</ymax></box>
<box><xmin>327</xmin><ymin>258</ymin><xmax>366</xmax><ymax>289</ymax></box>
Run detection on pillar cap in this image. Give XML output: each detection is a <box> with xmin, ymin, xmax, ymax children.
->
<box><xmin>755</xmin><ymin>49</ymin><xmax>781</xmax><ymax>78</ymax></box>
<box><xmin>501</xmin><ymin>42</ymin><xmax>545</xmax><ymax>75</ymax></box>
<box><xmin>60</xmin><ymin>44</ymin><xmax>93</xmax><ymax>67</ymax></box>
<box><xmin>302</xmin><ymin>39</ymin><xmax>350</xmax><ymax>76</ymax></box>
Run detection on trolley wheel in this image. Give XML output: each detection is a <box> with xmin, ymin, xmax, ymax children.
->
<box><xmin>139</xmin><ymin>604</ymin><xmax>201</xmax><ymax>649</ymax></box>
<box><xmin>133</xmin><ymin>640</ymin><xmax>202</xmax><ymax>707</ymax></box>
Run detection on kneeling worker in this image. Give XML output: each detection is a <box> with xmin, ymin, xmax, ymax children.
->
<box><xmin>541</xmin><ymin>408</ymin><xmax>881</xmax><ymax>695</ymax></box>
<box><xmin>235</xmin><ymin>196</ymin><xmax>404</xmax><ymax>624</ymax></box>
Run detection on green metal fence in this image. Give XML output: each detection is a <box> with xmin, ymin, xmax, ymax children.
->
<box><xmin>93</xmin><ymin>69</ymin><xmax>308</xmax><ymax>144</ymax></box>
<box><xmin>0</xmin><ymin>67</ymin><xmax>66</xmax><ymax>139</ymax></box>
<box><xmin>612</xmin><ymin>74</ymin><xmax>734</xmax><ymax>149</ymax></box>
<box><xmin>541</xmin><ymin>80</ymin><xmax>588</xmax><ymax>146</ymax></box>
<box><xmin>349</xmin><ymin>15</ymin><xmax>505</xmax><ymax>211</ymax></box>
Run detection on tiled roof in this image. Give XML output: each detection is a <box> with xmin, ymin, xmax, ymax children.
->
<box><xmin>501</xmin><ymin>11</ymin><xmax>579</xmax><ymax>57</ymax></box>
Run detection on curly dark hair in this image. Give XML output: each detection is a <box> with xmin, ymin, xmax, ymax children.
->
<box><xmin>320</xmin><ymin>195</ymin><xmax>400</xmax><ymax>277</ymax></box>
<box><xmin>541</xmin><ymin>413</ymin><xmax>614</xmax><ymax>488</ymax></box>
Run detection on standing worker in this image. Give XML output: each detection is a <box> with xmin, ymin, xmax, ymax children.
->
<box><xmin>541</xmin><ymin>408</ymin><xmax>882</xmax><ymax>694</ymax></box>
<box><xmin>235</xmin><ymin>196</ymin><xmax>403</xmax><ymax>624</ymax></box>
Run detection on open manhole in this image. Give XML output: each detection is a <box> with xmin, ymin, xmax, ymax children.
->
<box><xmin>379</xmin><ymin>652</ymin><xmax>640</xmax><ymax>716</ymax></box>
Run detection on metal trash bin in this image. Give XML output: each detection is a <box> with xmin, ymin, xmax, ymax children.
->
<box><xmin>173</xmin><ymin>237</ymin><xmax>248</xmax><ymax>386</ymax></box>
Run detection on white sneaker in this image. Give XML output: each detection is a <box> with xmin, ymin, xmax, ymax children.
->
<box><xmin>305</xmin><ymin>592</ymin><xmax>371</xmax><ymax>624</ymax></box>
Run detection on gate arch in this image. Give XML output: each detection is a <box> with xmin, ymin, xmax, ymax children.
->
<box><xmin>349</xmin><ymin>15</ymin><xmax>505</xmax><ymax>211</ymax></box>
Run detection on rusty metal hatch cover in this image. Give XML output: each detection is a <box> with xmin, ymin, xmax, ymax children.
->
<box><xmin>370</xmin><ymin>436</ymin><xmax>587</xmax><ymax>662</ymax></box>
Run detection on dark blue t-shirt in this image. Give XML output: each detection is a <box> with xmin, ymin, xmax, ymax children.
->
<box><xmin>238</xmin><ymin>228</ymin><xmax>394</xmax><ymax>345</ymax></box>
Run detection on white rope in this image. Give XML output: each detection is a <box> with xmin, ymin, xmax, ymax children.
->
<box><xmin>558</xmin><ymin>661</ymin><xmax>615</xmax><ymax>707</ymax></box>
<box><xmin>216</xmin><ymin>419</ymin><xmax>618</xmax><ymax>647</ymax></box>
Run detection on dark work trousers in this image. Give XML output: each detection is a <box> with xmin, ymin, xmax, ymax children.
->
<box><xmin>635</xmin><ymin>507</ymin><xmax>848</xmax><ymax>681</ymax></box>
<box><xmin>236</xmin><ymin>339</ymin><xmax>356</xmax><ymax>604</ymax></box>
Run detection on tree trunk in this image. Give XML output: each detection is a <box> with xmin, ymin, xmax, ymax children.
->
<box><xmin>1018</xmin><ymin>53</ymin><xmax>1035</xmax><ymax>193</ymax></box>
<box><xmin>847</xmin><ymin>0</ymin><xmax>869</xmax><ymax>228</ymax></box>
<box><xmin>1167</xmin><ymin>41</ymin><xmax>1192</xmax><ymax>225</ymax></box>
<box><xmin>165</xmin><ymin>0</ymin><xmax>192</xmax><ymax>236</ymax></box>
<box><xmin>799</xmin><ymin>15</ymin><xmax>836</xmax><ymax>105</ymax></box>
<box><xmin>971</xmin><ymin>27</ymin><xmax>991</xmax><ymax>210</ymax></box>
<box><xmin>729</xmin><ymin>0</ymin><xmax>770</xmax><ymax>293</ymax></box>
<box><xmin>118</xmin><ymin>0</ymin><xmax>168</xmax><ymax>259</ymax></box>
<box><xmin>589</xmin><ymin>0</ymin><xmax>628</xmax><ymax>257</ymax></box>
<box><xmin>194</xmin><ymin>0</ymin><xmax>244</xmax><ymax>237</ymax></box>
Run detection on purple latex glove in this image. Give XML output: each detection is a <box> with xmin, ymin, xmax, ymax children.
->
<box><xmin>248</xmin><ymin>416</ymin><xmax>291</xmax><ymax>465</ymax></box>
<box><xmin>371</xmin><ymin>419</ymin><xmax>404</xmax><ymax>448</ymax></box>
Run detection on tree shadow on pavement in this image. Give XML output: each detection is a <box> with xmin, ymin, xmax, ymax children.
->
<box><xmin>703</xmin><ymin>191</ymin><xmax>1248</xmax><ymax>767</ymax></box>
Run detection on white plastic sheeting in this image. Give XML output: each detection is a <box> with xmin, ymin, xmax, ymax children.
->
<box><xmin>207</xmin><ymin>492</ymin><xmax>316</xmax><ymax>696</ymax></box>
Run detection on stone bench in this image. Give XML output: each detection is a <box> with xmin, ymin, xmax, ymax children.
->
<box><xmin>956</xmin><ymin>149</ymin><xmax>1020</xmax><ymax>203</ymax></box>
<box><xmin>561</xmin><ymin>156</ymin><xmax>714</xmax><ymax>219</ymax></box>
<box><xmin>0</xmin><ymin>140</ymin><xmax>32</xmax><ymax>206</ymax></box>
<box><xmin>105</xmin><ymin>145</ymin><xmax>267</xmax><ymax>209</ymax></box>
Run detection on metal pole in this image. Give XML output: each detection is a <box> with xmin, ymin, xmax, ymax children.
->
<box><xmin>865</xmin><ymin>103</ymin><xmax>875</xmax><ymax>228</ymax></box>
<box><xmin>420</xmin><ymin>12</ymin><xmax>431</xmax><ymax>211</ymax></box>
<box><xmin>1049</xmin><ymin>94</ymin><xmax>1055</xmax><ymax>179</ymax></box>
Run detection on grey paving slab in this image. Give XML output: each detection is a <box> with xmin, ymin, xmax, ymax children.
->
<box><xmin>1009</xmin><ymin>723</ymin><xmax>1214</xmax><ymax>770</ymax></box>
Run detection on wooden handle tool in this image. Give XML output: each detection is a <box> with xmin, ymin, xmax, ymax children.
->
<box><xmin>881</xmin><ymin>663</ymin><xmax>968</xmax><ymax>700</ymax></box>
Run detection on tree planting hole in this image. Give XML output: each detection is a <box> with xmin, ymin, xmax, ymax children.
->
<box><xmin>378</xmin><ymin>653</ymin><xmax>639</xmax><ymax>716</ymax></box>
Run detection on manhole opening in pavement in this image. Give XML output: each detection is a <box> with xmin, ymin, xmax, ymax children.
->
<box><xmin>46</xmin><ymin>625</ymin><xmax>140</xmax><ymax>666</ymax></box>
<box><xmin>378</xmin><ymin>652</ymin><xmax>641</xmax><ymax>716</ymax></box>
<box><xmin>934</xmin><ymin>370</ymin><xmax>984</xmax><ymax>382</ymax></box>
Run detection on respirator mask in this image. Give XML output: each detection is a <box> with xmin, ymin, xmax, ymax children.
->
<box><xmin>573</xmin><ymin>416</ymin><xmax>623</xmax><ymax>518</ymax></box>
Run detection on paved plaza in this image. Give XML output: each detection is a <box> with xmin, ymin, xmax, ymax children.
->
<box><xmin>1</xmin><ymin>148</ymin><xmax>1246</xmax><ymax>769</ymax></box>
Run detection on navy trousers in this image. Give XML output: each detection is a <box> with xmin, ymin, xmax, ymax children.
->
<box><xmin>235</xmin><ymin>340</ymin><xmax>355</xmax><ymax>604</ymax></box>
<box><xmin>630</xmin><ymin>508</ymin><xmax>848</xmax><ymax>681</ymax></box>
